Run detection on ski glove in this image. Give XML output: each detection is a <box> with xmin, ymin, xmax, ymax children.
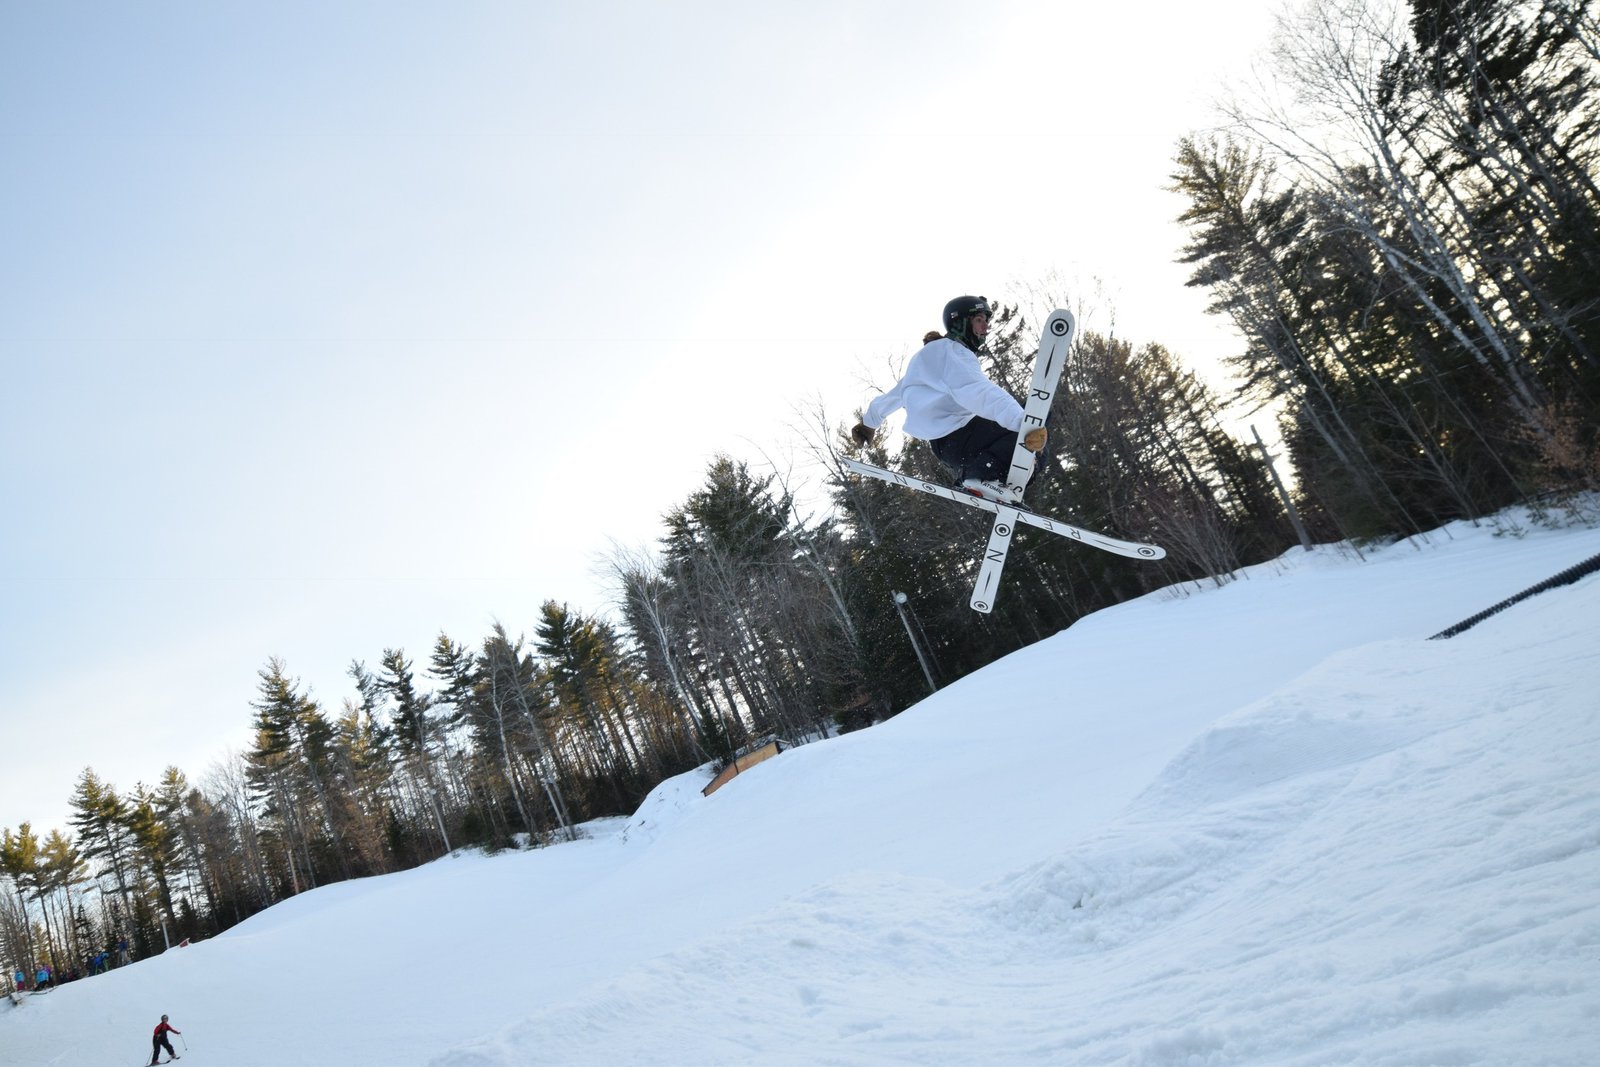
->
<box><xmin>1022</xmin><ymin>427</ymin><xmax>1048</xmax><ymax>452</ymax></box>
<box><xmin>850</xmin><ymin>422</ymin><xmax>875</xmax><ymax>446</ymax></box>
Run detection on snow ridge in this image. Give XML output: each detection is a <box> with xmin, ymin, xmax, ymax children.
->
<box><xmin>432</xmin><ymin>558</ymin><xmax>1600</xmax><ymax>1066</ymax></box>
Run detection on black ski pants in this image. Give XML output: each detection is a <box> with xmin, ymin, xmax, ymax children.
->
<box><xmin>931</xmin><ymin>416</ymin><xmax>1019</xmax><ymax>483</ymax></box>
<box><xmin>151</xmin><ymin>1034</ymin><xmax>175</xmax><ymax>1064</ymax></box>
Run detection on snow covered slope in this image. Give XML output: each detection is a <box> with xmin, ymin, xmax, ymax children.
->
<box><xmin>4</xmin><ymin>514</ymin><xmax>1597</xmax><ymax>1066</ymax></box>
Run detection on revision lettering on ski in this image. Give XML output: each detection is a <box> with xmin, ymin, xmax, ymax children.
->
<box><xmin>1004</xmin><ymin>313</ymin><xmax>1069</xmax><ymax>499</ymax></box>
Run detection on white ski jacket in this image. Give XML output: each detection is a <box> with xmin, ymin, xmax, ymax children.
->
<box><xmin>862</xmin><ymin>337</ymin><xmax>1025</xmax><ymax>440</ymax></box>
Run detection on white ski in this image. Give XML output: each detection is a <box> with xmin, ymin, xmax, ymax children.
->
<box><xmin>1003</xmin><ymin>309</ymin><xmax>1074</xmax><ymax>498</ymax></box>
<box><xmin>841</xmin><ymin>457</ymin><xmax>1165</xmax><ymax>562</ymax></box>
<box><xmin>970</xmin><ymin>308</ymin><xmax>1074</xmax><ymax>612</ymax></box>
<box><xmin>972</xmin><ymin>505</ymin><xmax>1021</xmax><ymax>612</ymax></box>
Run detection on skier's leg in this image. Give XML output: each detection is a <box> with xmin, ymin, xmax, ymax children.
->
<box><xmin>932</xmin><ymin>418</ymin><xmax>1017</xmax><ymax>482</ymax></box>
<box><xmin>970</xmin><ymin>423</ymin><xmax>1021</xmax><ymax>482</ymax></box>
<box><xmin>929</xmin><ymin>429</ymin><xmax>968</xmax><ymax>478</ymax></box>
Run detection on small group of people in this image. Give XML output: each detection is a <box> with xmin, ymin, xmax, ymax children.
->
<box><xmin>9</xmin><ymin>963</ymin><xmax>65</xmax><ymax>997</ymax></box>
<box><xmin>850</xmin><ymin>295</ymin><xmax>1049</xmax><ymax>506</ymax></box>
<box><xmin>10</xmin><ymin>942</ymin><xmax>126</xmax><ymax>995</ymax></box>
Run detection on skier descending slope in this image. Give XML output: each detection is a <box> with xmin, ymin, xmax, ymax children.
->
<box><xmin>850</xmin><ymin>295</ymin><xmax>1048</xmax><ymax>505</ymax></box>
<box><xmin>149</xmin><ymin>1014</ymin><xmax>181</xmax><ymax>1064</ymax></box>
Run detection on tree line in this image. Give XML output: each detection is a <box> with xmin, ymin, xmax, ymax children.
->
<box><xmin>1172</xmin><ymin>0</ymin><xmax>1600</xmax><ymax>538</ymax></box>
<box><xmin>5</xmin><ymin>0</ymin><xmax>1595</xmax><ymax>992</ymax></box>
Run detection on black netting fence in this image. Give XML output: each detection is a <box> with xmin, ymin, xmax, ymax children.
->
<box><xmin>1430</xmin><ymin>551</ymin><xmax>1600</xmax><ymax>640</ymax></box>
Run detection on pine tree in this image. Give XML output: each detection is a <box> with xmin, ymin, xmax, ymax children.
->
<box><xmin>536</xmin><ymin>602</ymin><xmax>637</xmax><ymax>813</ymax></box>
<box><xmin>480</xmin><ymin>624</ymin><xmax>578</xmax><ymax>842</ymax></box>
<box><xmin>153</xmin><ymin>767</ymin><xmax>220</xmax><ymax>937</ymax></box>
<box><xmin>0</xmin><ymin>825</ymin><xmax>41</xmax><ymax>976</ymax></box>
<box><xmin>125</xmin><ymin>784</ymin><xmax>179</xmax><ymax>941</ymax></box>
<box><xmin>246</xmin><ymin>660</ymin><xmax>323</xmax><ymax>893</ymax></box>
<box><xmin>67</xmin><ymin>769</ymin><xmax>138</xmax><ymax>946</ymax></box>
<box><xmin>377</xmin><ymin>649</ymin><xmax>453</xmax><ymax>856</ymax></box>
<box><xmin>35</xmin><ymin>830</ymin><xmax>88</xmax><ymax>968</ymax></box>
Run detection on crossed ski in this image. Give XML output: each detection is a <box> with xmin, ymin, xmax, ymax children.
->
<box><xmin>840</xmin><ymin>458</ymin><xmax>1165</xmax><ymax>561</ymax></box>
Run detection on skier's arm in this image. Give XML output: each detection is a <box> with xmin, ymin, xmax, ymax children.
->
<box><xmin>862</xmin><ymin>378</ymin><xmax>908</xmax><ymax>431</ymax></box>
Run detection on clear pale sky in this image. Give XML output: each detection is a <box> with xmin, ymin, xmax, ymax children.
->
<box><xmin>1</xmin><ymin>1</ymin><xmax>1276</xmax><ymax>834</ymax></box>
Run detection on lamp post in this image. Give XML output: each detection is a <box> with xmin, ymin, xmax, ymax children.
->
<box><xmin>892</xmin><ymin>591</ymin><xmax>938</xmax><ymax>694</ymax></box>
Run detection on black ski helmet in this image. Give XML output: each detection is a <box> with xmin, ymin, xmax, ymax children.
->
<box><xmin>942</xmin><ymin>295</ymin><xmax>992</xmax><ymax>350</ymax></box>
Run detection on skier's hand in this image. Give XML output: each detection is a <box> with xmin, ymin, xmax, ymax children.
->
<box><xmin>850</xmin><ymin>422</ymin><xmax>874</xmax><ymax>446</ymax></box>
<box><xmin>1022</xmin><ymin>427</ymin><xmax>1048</xmax><ymax>452</ymax></box>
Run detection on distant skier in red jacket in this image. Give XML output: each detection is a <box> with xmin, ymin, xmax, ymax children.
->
<box><xmin>150</xmin><ymin>1015</ymin><xmax>181</xmax><ymax>1064</ymax></box>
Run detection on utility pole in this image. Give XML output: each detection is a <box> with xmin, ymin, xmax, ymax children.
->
<box><xmin>891</xmin><ymin>591</ymin><xmax>938</xmax><ymax>695</ymax></box>
<box><xmin>1252</xmin><ymin>425</ymin><xmax>1313</xmax><ymax>551</ymax></box>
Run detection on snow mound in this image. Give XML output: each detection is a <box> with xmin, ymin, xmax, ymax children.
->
<box><xmin>619</xmin><ymin>763</ymin><xmax>715</xmax><ymax>844</ymax></box>
<box><xmin>427</xmin><ymin>565</ymin><xmax>1600</xmax><ymax>1066</ymax></box>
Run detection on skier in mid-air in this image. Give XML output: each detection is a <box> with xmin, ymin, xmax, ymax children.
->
<box><xmin>850</xmin><ymin>295</ymin><xmax>1047</xmax><ymax>505</ymax></box>
<box><xmin>150</xmin><ymin>1014</ymin><xmax>181</xmax><ymax>1064</ymax></box>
